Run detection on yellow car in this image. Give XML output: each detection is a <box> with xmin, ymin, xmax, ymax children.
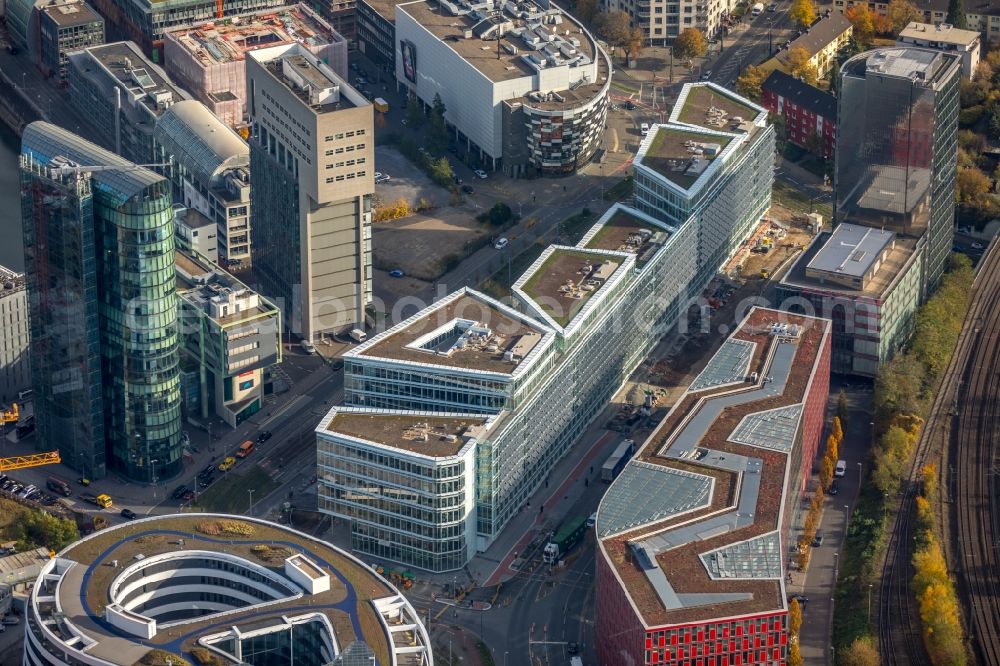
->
<box><xmin>218</xmin><ymin>457</ymin><xmax>236</xmax><ymax>472</ymax></box>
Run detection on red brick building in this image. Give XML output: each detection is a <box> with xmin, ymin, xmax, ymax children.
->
<box><xmin>595</xmin><ymin>308</ymin><xmax>832</xmax><ymax>666</ymax></box>
<box><xmin>761</xmin><ymin>70</ymin><xmax>837</xmax><ymax>159</ymax></box>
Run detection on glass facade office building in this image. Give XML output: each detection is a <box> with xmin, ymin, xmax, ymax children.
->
<box><xmin>20</xmin><ymin>122</ymin><xmax>182</xmax><ymax>483</ymax></box>
<box><xmin>836</xmin><ymin>47</ymin><xmax>961</xmax><ymax>292</ymax></box>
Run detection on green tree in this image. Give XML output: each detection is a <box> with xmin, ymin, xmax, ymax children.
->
<box><xmin>574</xmin><ymin>0</ymin><xmax>598</xmax><ymax>23</ymax></box>
<box><xmin>405</xmin><ymin>95</ymin><xmax>424</xmax><ymax>129</ymax></box>
<box><xmin>989</xmin><ymin>102</ymin><xmax>1000</xmax><ymax>141</ymax></box>
<box><xmin>595</xmin><ymin>11</ymin><xmax>632</xmax><ymax>49</ymax></box>
<box><xmin>828</xmin><ymin>59</ymin><xmax>841</xmax><ymax>96</ymax></box>
<box><xmin>789</xmin><ymin>0</ymin><xmax>816</xmax><ymax>27</ymax></box>
<box><xmin>770</xmin><ymin>112</ymin><xmax>787</xmax><ymax>154</ymax></box>
<box><xmin>887</xmin><ymin>0</ymin><xmax>921</xmax><ymax>33</ymax></box>
<box><xmin>429</xmin><ymin>157</ymin><xmax>454</xmax><ymax>187</ymax></box>
<box><xmin>16</xmin><ymin>509</ymin><xmax>79</xmax><ymax>551</ymax></box>
<box><xmin>427</xmin><ymin>93</ymin><xmax>449</xmax><ymax>153</ymax></box>
<box><xmin>947</xmin><ymin>0</ymin><xmax>967</xmax><ymax>28</ymax></box>
<box><xmin>736</xmin><ymin>64</ymin><xmax>767</xmax><ymax>100</ymax></box>
<box><xmin>840</xmin><ymin>636</ymin><xmax>880</xmax><ymax>666</ymax></box>
<box><xmin>673</xmin><ymin>27</ymin><xmax>708</xmax><ymax>61</ymax></box>
<box><xmin>874</xmin><ymin>352</ymin><xmax>926</xmax><ymax>419</ymax></box>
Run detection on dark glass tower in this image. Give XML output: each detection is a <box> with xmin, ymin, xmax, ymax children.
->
<box><xmin>20</xmin><ymin>122</ymin><xmax>182</xmax><ymax>483</ymax></box>
<box><xmin>835</xmin><ymin>47</ymin><xmax>960</xmax><ymax>293</ymax></box>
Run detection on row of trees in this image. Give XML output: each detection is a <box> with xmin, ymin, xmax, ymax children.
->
<box><xmin>0</xmin><ymin>499</ymin><xmax>79</xmax><ymax>553</ymax></box>
<box><xmin>788</xmin><ymin>599</ymin><xmax>804</xmax><ymax>666</ymax></box>
<box><xmin>572</xmin><ymin>4</ymin><xmax>646</xmax><ymax>64</ymax></box>
<box><xmin>911</xmin><ymin>464</ymin><xmax>966</xmax><ymax>664</ymax></box>
<box><xmin>796</xmin><ymin>416</ymin><xmax>843</xmax><ymax>569</ymax></box>
<box><xmin>957</xmin><ymin>47</ymin><xmax>1000</xmax><ymax>224</ymax></box>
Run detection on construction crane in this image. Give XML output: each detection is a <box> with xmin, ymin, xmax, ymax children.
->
<box><xmin>0</xmin><ymin>451</ymin><xmax>61</xmax><ymax>472</ymax></box>
<box><xmin>217</xmin><ymin>0</ymin><xmax>223</xmax><ymax>18</ymax></box>
<box><xmin>48</xmin><ymin>157</ymin><xmax>174</xmax><ymax>178</ymax></box>
<box><xmin>0</xmin><ymin>403</ymin><xmax>17</xmax><ymax>424</ymax></box>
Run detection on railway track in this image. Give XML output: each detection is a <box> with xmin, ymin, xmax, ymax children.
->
<box><xmin>878</xmin><ymin>243</ymin><xmax>1000</xmax><ymax>666</ymax></box>
<box><xmin>953</xmin><ymin>241</ymin><xmax>1000</xmax><ymax>665</ymax></box>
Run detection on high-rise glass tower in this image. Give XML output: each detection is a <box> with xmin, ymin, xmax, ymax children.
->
<box><xmin>20</xmin><ymin>122</ymin><xmax>182</xmax><ymax>483</ymax></box>
<box><xmin>835</xmin><ymin>47</ymin><xmax>961</xmax><ymax>293</ymax></box>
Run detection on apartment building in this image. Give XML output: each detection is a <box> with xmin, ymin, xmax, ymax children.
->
<box><xmin>154</xmin><ymin>99</ymin><xmax>252</xmax><ymax>265</ymax></box>
<box><xmin>774</xmin><ymin>12</ymin><xmax>853</xmax><ymax>79</ymax></box>
<box><xmin>601</xmin><ymin>0</ymin><xmax>735</xmax><ymax>44</ymax></box>
<box><xmin>834</xmin><ymin>0</ymin><xmax>1000</xmax><ymax>45</ymax></box>
<box><xmin>246</xmin><ymin>42</ymin><xmax>374</xmax><ymax>341</ymax></box>
<box><xmin>897</xmin><ymin>21</ymin><xmax>981</xmax><ymax>77</ymax></box>
<box><xmin>38</xmin><ymin>0</ymin><xmax>105</xmax><ymax>78</ymax></box>
<box><xmin>761</xmin><ymin>70</ymin><xmax>837</xmax><ymax>158</ymax></box>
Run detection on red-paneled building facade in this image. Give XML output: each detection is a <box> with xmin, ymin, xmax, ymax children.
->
<box><xmin>761</xmin><ymin>70</ymin><xmax>838</xmax><ymax>159</ymax></box>
<box><xmin>596</xmin><ymin>308</ymin><xmax>832</xmax><ymax>666</ymax></box>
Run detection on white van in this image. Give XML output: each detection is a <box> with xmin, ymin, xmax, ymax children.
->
<box><xmin>350</xmin><ymin>328</ymin><xmax>367</xmax><ymax>343</ymax></box>
<box><xmin>835</xmin><ymin>460</ymin><xmax>847</xmax><ymax>477</ymax></box>
<box><xmin>751</xmin><ymin>2</ymin><xmax>764</xmax><ymax>14</ymax></box>
<box><xmin>640</xmin><ymin>122</ymin><xmax>650</xmax><ymax>136</ymax></box>
<box><xmin>300</xmin><ymin>339</ymin><xmax>316</xmax><ymax>354</ymax></box>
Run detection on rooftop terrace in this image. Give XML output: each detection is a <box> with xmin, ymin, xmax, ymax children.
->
<box><xmin>325</xmin><ymin>411</ymin><xmax>489</xmax><ymax>457</ymax></box>
<box><xmin>36</xmin><ymin>515</ymin><xmax>427</xmax><ymax>666</ymax></box>
<box><xmin>579</xmin><ymin>205</ymin><xmax>672</xmax><ymax>268</ymax></box>
<box><xmin>166</xmin><ymin>4</ymin><xmax>340</xmax><ymax>66</ymax></box>
<box><xmin>73</xmin><ymin>42</ymin><xmax>187</xmax><ymax>119</ymax></box>
<box><xmin>353</xmin><ymin>289</ymin><xmax>552</xmax><ymax>375</ymax></box>
<box><xmin>598</xmin><ymin>308</ymin><xmax>830</xmax><ymax>626</ymax></box>
<box><xmin>639</xmin><ymin>126</ymin><xmax>735</xmax><ymax>189</ymax></box>
<box><xmin>516</xmin><ymin>248</ymin><xmax>628</xmax><ymax>328</ymax></box>
<box><xmin>175</xmin><ymin>249</ymin><xmax>274</xmax><ymax>325</ymax></box>
<box><xmin>674</xmin><ymin>83</ymin><xmax>764</xmax><ymax>131</ymax></box>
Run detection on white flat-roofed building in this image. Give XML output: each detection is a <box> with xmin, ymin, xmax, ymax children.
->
<box><xmin>393</xmin><ymin>0</ymin><xmax>611</xmax><ymax>176</ymax></box>
<box><xmin>164</xmin><ymin>4</ymin><xmax>348</xmax><ymax>127</ymax></box>
<box><xmin>897</xmin><ymin>21</ymin><xmax>981</xmax><ymax>78</ymax></box>
<box><xmin>633</xmin><ymin>82</ymin><xmax>775</xmax><ymax>292</ymax></box>
<box><xmin>324</xmin><ymin>205</ymin><xmax>698</xmax><ymax>571</ymax></box>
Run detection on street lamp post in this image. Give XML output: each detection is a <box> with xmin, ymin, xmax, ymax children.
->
<box><xmin>504</xmin><ymin>651</ymin><xmax>509</xmax><ymax>666</ymax></box>
<box><xmin>248</xmin><ymin>489</ymin><xmax>254</xmax><ymax>515</ymax></box>
<box><xmin>151</xmin><ymin>459</ymin><xmax>158</xmax><ymax>500</ymax></box>
<box><xmin>868</xmin><ymin>583</ymin><xmax>873</xmax><ymax>624</ymax></box>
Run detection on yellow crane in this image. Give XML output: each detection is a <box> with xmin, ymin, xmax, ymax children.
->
<box><xmin>0</xmin><ymin>451</ymin><xmax>61</xmax><ymax>472</ymax></box>
<box><xmin>0</xmin><ymin>403</ymin><xmax>18</xmax><ymax>424</ymax></box>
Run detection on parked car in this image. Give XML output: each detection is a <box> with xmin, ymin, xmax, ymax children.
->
<box><xmin>257</xmin><ymin>430</ymin><xmax>273</xmax><ymax>443</ymax></box>
<box><xmin>624</xmin><ymin>101</ymin><xmax>635</xmax><ymax>110</ymax></box>
<box><xmin>120</xmin><ymin>508</ymin><xmax>137</xmax><ymax>520</ymax></box>
<box><xmin>198</xmin><ymin>475</ymin><xmax>214</xmax><ymax>489</ymax></box>
<box><xmin>835</xmin><ymin>459</ymin><xmax>847</xmax><ymax>477</ymax></box>
<box><xmin>181</xmin><ymin>490</ymin><xmax>195</xmax><ymax>502</ymax></box>
<box><xmin>389</xmin><ymin>269</ymin><xmax>405</xmax><ymax>278</ymax></box>
<box><xmin>828</xmin><ymin>480</ymin><xmax>840</xmax><ymax>495</ymax></box>
<box><xmin>461</xmin><ymin>185</ymin><xmax>474</xmax><ymax>194</ymax></box>
<box><xmin>811</xmin><ymin>532</ymin><xmax>824</xmax><ymax>547</ymax></box>
<box><xmin>972</xmin><ymin>242</ymin><xmax>985</xmax><ymax>250</ymax></box>
<box><xmin>767</xmin><ymin>2</ymin><xmax>777</xmax><ymax>10</ymax></box>
<box><xmin>494</xmin><ymin>237</ymin><xmax>509</xmax><ymax>250</ymax></box>
<box><xmin>788</xmin><ymin>593</ymin><xmax>809</xmax><ymax>604</ymax></box>
<box><xmin>219</xmin><ymin>457</ymin><xmax>236</xmax><ymax>472</ymax></box>
<box><xmin>2</xmin><ymin>616</ymin><xmax>20</xmax><ymax>625</ymax></box>
<box><xmin>701</xmin><ymin>70</ymin><xmax>713</xmax><ymax>80</ymax></box>
<box><xmin>199</xmin><ymin>464</ymin><xmax>216</xmax><ymax>478</ymax></box>
<box><xmin>171</xmin><ymin>485</ymin><xmax>188</xmax><ymax>500</ymax></box>
<box><xmin>473</xmin><ymin>169</ymin><xmax>488</xmax><ymax>179</ymax></box>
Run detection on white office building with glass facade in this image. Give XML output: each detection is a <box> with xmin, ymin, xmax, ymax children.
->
<box><xmin>632</xmin><ymin>83</ymin><xmax>775</xmax><ymax>289</ymax></box>
<box><xmin>318</xmin><ymin>204</ymin><xmax>704</xmax><ymax>571</ymax></box>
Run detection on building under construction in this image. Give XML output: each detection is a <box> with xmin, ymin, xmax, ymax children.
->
<box><xmin>164</xmin><ymin>3</ymin><xmax>348</xmax><ymax>126</ymax></box>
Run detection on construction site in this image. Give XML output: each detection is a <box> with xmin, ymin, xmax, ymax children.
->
<box><xmin>163</xmin><ymin>3</ymin><xmax>348</xmax><ymax>126</ymax></box>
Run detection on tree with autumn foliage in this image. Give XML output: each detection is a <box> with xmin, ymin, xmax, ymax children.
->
<box><xmin>785</xmin><ymin>47</ymin><xmax>819</xmax><ymax>85</ymax></box>
<box><xmin>736</xmin><ymin>65</ymin><xmax>767</xmax><ymax>100</ymax></box>
<box><xmin>886</xmin><ymin>0</ymin><xmax>921</xmax><ymax>33</ymax></box>
<box><xmin>831</xmin><ymin>416</ymin><xmax>844</xmax><ymax>443</ymax></box>
<box><xmin>841</xmin><ymin>636</ymin><xmax>880</xmax><ymax>666</ymax></box>
<box><xmin>789</xmin><ymin>0</ymin><xmax>816</xmax><ymax>27</ymax></box>
<box><xmin>845</xmin><ymin>4</ymin><xmax>875</xmax><ymax>45</ymax></box>
<box><xmin>820</xmin><ymin>456</ymin><xmax>835</xmax><ymax>490</ymax></box>
<box><xmin>789</xmin><ymin>599</ymin><xmax>802</xmax><ymax>636</ymax></box>
<box><xmin>673</xmin><ymin>27</ymin><xmax>707</xmax><ymax>61</ymax></box>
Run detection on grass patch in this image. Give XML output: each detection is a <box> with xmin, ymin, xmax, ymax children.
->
<box><xmin>477</xmin><ymin>640</ymin><xmax>496</xmax><ymax>666</ymax></box>
<box><xmin>192</xmin><ymin>466</ymin><xmax>279</xmax><ymax>514</ymax></box>
<box><xmin>604</xmin><ymin>174</ymin><xmax>634</xmax><ymax>202</ymax></box>
<box><xmin>611</xmin><ymin>81</ymin><xmax>639</xmax><ymax>94</ymax></box>
<box><xmin>359</xmin><ymin>602</ymin><xmax>391</xmax><ymax>666</ymax></box>
<box><xmin>773</xmin><ymin>180</ymin><xmax>833</xmax><ymax>219</ymax></box>
<box><xmin>135</xmin><ymin>649</ymin><xmax>191</xmax><ymax>666</ymax></box>
<box><xmin>677</xmin><ymin>84</ymin><xmax>758</xmax><ymax>127</ymax></box>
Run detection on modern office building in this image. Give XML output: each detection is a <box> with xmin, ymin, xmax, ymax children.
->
<box><xmin>154</xmin><ymin>99</ymin><xmax>252</xmax><ymax>265</ymax></box>
<box><xmin>20</xmin><ymin>122</ymin><xmax>182</xmax><ymax>483</ymax></box>
<box><xmin>321</xmin><ymin>203</ymin><xmax>700</xmax><ymax>571</ymax></box>
<box><xmin>633</xmin><ymin>83</ymin><xmax>775</xmax><ymax>291</ymax></box>
<box><xmin>38</xmin><ymin>0</ymin><xmax>105</xmax><ymax>78</ymax></box>
<box><xmin>761</xmin><ymin>70</ymin><xmax>837</xmax><ymax>159</ymax></box>
<box><xmin>774</xmin><ymin>12</ymin><xmax>853</xmax><ymax>79</ymax></box>
<box><xmin>67</xmin><ymin>40</ymin><xmax>189</xmax><ymax>165</ymax></box>
<box><xmin>834</xmin><ymin>0</ymin><xmax>1000</xmax><ymax>45</ymax></box>
<box><xmin>246</xmin><ymin>42</ymin><xmax>373</xmax><ymax>341</ymax></box>
<box><xmin>835</xmin><ymin>47</ymin><xmax>960</xmax><ymax>293</ymax></box>
<box><xmin>897</xmin><ymin>21</ymin><xmax>982</xmax><ymax>78</ymax></box>
<box><xmin>393</xmin><ymin>0</ymin><xmax>612</xmax><ymax>176</ymax></box>
<box><xmin>84</xmin><ymin>0</ymin><xmax>287</xmax><ymax>58</ymax></box>
<box><xmin>777</xmin><ymin>223</ymin><xmax>923</xmax><ymax>376</ymax></box>
<box><xmin>176</xmin><ymin>248</ymin><xmax>281</xmax><ymax>426</ymax></box>
<box><xmin>0</xmin><ymin>266</ymin><xmax>31</xmax><ymax>403</ymax></box>
<box><xmin>163</xmin><ymin>4</ymin><xmax>348</xmax><ymax>127</ymax></box>
<box><xmin>173</xmin><ymin>206</ymin><xmax>219</xmax><ymax>263</ymax></box>
<box><xmin>22</xmin><ymin>514</ymin><xmax>432</xmax><ymax>666</ymax></box>
<box><xmin>356</xmin><ymin>0</ymin><xmax>398</xmax><ymax>67</ymax></box>
<box><xmin>595</xmin><ymin>308</ymin><xmax>831</xmax><ymax>666</ymax></box>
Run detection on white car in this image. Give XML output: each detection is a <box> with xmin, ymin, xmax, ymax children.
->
<box><xmin>494</xmin><ymin>237</ymin><xmax>509</xmax><ymax>250</ymax></box>
<box><xmin>375</xmin><ymin>174</ymin><xmax>391</xmax><ymax>184</ymax></box>
<box><xmin>971</xmin><ymin>242</ymin><xmax>985</xmax><ymax>250</ymax></box>
<box><xmin>474</xmin><ymin>169</ymin><xmax>488</xmax><ymax>179</ymax></box>
<box><xmin>640</xmin><ymin>122</ymin><xmax>650</xmax><ymax>136</ymax></box>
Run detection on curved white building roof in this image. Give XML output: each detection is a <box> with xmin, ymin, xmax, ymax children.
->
<box><xmin>154</xmin><ymin>100</ymin><xmax>249</xmax><ymax>186</ymax></box>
